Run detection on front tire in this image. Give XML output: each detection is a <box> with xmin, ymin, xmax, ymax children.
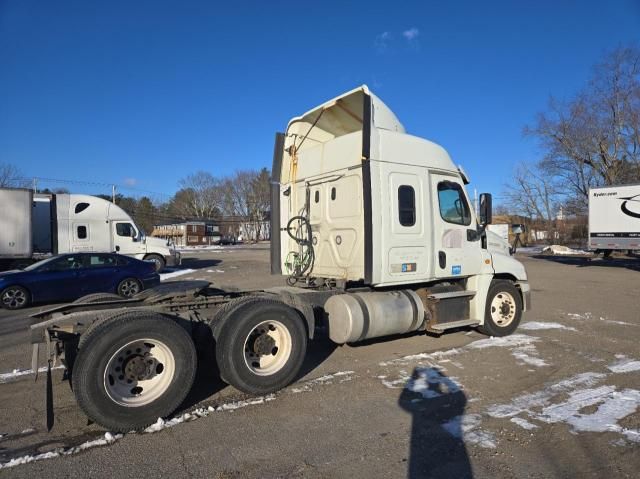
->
<box><xmin>478</xmin><ymin>280</ymin><xmax>522</xmax><ymax>337</ymax></box>
<box><xmin>117</xmin><ymin>278</ymin><xmax>142</xmax><ymax>298</ymax></box>
<box><xmin>145</xmin><ymin>254</ymin><xmax>166</xmax><ymax>272</ymax></box>
<box><xmin>1</xmin><ymin>285</ymin><xmax>30</xmax><ymax>310</ymax></box>
<box><xmin>214</xmin><ymin>298</ymin><xmax>307</xmax><ymax>395</ymax></box>
<box><xmin>72</xmin><ymin>311</ymin><xmax>197</xmax><ymax>432</ymax></box>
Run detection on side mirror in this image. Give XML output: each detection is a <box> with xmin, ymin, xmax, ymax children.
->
<box><xmin>479</xmin><ymin>193</ymin><xmax>492</xmax><ymax>225</ymax></box>
<box><xmin>131</xmin><ymin>229</ymin><xmax>137</xmax><ymax>241</ymax></box>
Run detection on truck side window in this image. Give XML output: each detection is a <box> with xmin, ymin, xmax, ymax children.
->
<box><xmin>116</xmin><ymin>223</ymin><xmax>134</xmax><ymax>237</ymax></box>
<box><xmin>74</xmin><ymin>202</ymin><xmax>90</xmax><ymax>214</ymax></box>
<box><xmin>437</xmin><ymin>181</ymin><xmax>471</xmax><ymax>226</ymax></box>
<box><xmin>77</xmin><ymin>225</ymin><xmax>87</xmax><ymax>239</ymax></box>
<box><xmin>398</xmin><ymin>185</ymin><xmax>416</xmax><ymax>227</ymax></box>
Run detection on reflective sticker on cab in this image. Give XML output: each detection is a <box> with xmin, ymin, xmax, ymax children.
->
<box><xmin>452</xmin><ymin>265</ymin><xmax>462</xmax><ymax>275</ymax></box>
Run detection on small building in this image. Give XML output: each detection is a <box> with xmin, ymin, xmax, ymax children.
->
<box><xmin>151</xmin><ymin>221</ymin><xmax>220</xmax><ymax>247</ymax></box>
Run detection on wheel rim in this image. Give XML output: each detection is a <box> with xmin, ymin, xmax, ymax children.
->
<box><xmin>120</xmin><ymin>280</ymin><xmax>140</xmax><ymax>297</ymax></box>
<box><xmin>490</xmin><ymin>291</ymin><xmax>517</xmax><ymax>327</ymax></box>
<box><xmin>104</xmin><ymin>339</ymin><xmax>175</xmax><ymax>407</ymax></box>
<box><xmin>2</xmin><ymin>288</ymin><xmax>26</xmax><ymax>308</ymax></box>
<box><xmin>243</xmin><ymin>320</ymin><xmax>292</xmax><ymax>376</ymax></box>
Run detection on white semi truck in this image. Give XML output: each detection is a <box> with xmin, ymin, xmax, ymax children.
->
<box><xmin>0</xmin><ymin>189</ymin><xmax>180</xmax><ymax>271</ymax></box>
<box><xmin>589</xmin><ymin>184</ymin><xmax>640</xmax><ymax>255</ymax></box>
<box><xmin>29</xmin><ymin>86</ymin><xmax>530</xmax><ymax>432</ymax></box>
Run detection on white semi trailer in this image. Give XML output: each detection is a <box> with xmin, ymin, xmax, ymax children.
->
<box><xmin>29</xmin><ymin>86</ymin><xmax>530</xmax><ymax>432</ymax></box>
<box><xmin>0</xmin><ymin>188</ymin><xmax>179</xmax><ymax>271</ymax></box>
<box><xmin>589</xmin><ymin>184</ymin><xmax>640</xmax><ymax>255</ymax></box>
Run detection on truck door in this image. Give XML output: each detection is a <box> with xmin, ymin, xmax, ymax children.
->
<box><xmin>430</xmin><ymin>173</ymin><xmax>482</xmax><ymax>279</ymax></box>
<box><xmin>111</xmin><ymin>221</ymin><xmax>139</xmax><ymax>255</ymax></box>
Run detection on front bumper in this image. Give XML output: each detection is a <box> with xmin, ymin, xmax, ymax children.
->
<box><xmin>517</xmin><ymin>281</ymin><xmax>531</xmax><ymax>311</ymax></box>
<box><xmin>165</xmin><ymin>251</ymin><xmax>181</xmax><ymax>267</ymax></box>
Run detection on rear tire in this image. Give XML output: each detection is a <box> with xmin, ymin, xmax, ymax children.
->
<box><xmin>72</xmin><ymin>311</ymin><xmax>197</xmax><ymax>432</ymax></box>
<box><xmin>214</xmin><ymin>298</ymin><xmax>307</xmax><ymax>395</ymax></box>
<box><xmin>1</xmin><ymin>285</ymin><xmax>30</xmax><ymax>310</ymax></box>
<box><xmin>478</xmin><ymin>280</ymin><xmax>522</xmax><ymax>337</ymax></box>
<box><xmin>117</xmin><ymin>278</ymin><xmax>142</xmax><ymax>298</ymax></box>
<box><xmin>73</xmin><ymin>293</ymin><xmax>122</xmax><ymax>304</ymax></box>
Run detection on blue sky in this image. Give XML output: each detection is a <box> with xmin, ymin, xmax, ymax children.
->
<box><xmin>1</xmin><ymin>0</ymin><xmax>639</xmax><ymax>203</ymax></box>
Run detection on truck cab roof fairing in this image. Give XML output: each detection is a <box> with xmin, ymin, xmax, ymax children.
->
<box><xmin>284</xmin><ymin>85</ymin><xmax>405</xmax><ymax>152</ymax></box>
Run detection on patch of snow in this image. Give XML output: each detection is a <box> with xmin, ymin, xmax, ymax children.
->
<box><xmin>0</xmin><ymin>365</ymin><xmax>64</xmax><ymax>384</ymax></box>
<box><xmin>519</xmin><ymin>321</ymin><xmax>577</xmax><ymax>332</ymax></box>
<box><xmin>441</xmin><ymin>414</ymin><xmax>496</xmax><ymax>448</ymax></box>
<box><xmin>607</xmin><ymin>357</ymin><xmax>640</xmax><ymax>374</ymax></box>
<box><xmin>468</xmin><ymin>334</ymin><xmax>549</xmax><ymax>368</ymax></box>
<box><xmin>542</xmin><ymin>245</ymin><xmax>590</xmax><ymax>255</ymax></box>
<box><xmin>404</xmin><ymin>367</ymin><xmax>462</xmax><ymax>399</ymax></box>
<box><xmin>159</xmin><ymin>268</ymin><xmax>195</xmax><ymax>281</ymax></box>
<box><xmin>567</xmin><ymin>312</ymin><xmax>593</xmax><ymax>321</ymax></box>
<box><xmin>379</xmin><ymin>348</ymin><xmax>462</xmax><ymax>366</ymax></box>
<box><xmin>510</xmin><ymin>417</ymin><xmax>538</xmax><ymax>430</ymax></box>
<box><xmin>177</xmin><ymin>245</ymin><xmax>225</xmax><ymax>252</ymax></box>
<box><xmin>486</xmin><ymin>371</ymin><xmax>640</xmax><ymax>443</ymax></box>
<box><xmin>380</xmin><ymin>334</ymin><xmax>549</xmax><ymax>370</ymax></box>
<box><xmin>0</xmin><ymin>432</ymin><xmax>122</xmax><ymax>470</ymax></box>
<box><xmin>567</xmin><ymin>312</ymin><xmax>636</xmax><ymax>327</ymax></box>
<box><xmin>467</xmin><ymin>334</ymin><xmax>537</xmax><ymax>350</ymax></box>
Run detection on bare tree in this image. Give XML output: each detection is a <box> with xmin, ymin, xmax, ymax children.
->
<box><xmin>220</xmin><ymin>169</ymin><xmax>271</xmax><ymax>242</ymax></box>
<box><xmin>173</xmin><ymin>171</ymin><xmax>222</xmax><ymax>219</ymax></box>
<box><xmin>504</xmin><ymin>162</ymin><xmax>562</xmax><ymax>244</ymax></box>
<box><xmin>0</xmin><ymin>163</ymin><xmax>29</xmax><ymax>188</ymax></box>
<box><xmin>525</xmin><ymin>46</ymin><xmax>640</xmax><ymax>212</ymax></box>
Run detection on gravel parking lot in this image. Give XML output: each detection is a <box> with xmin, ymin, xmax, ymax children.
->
<box><xmin>0</xmin><ymin>245</ymin><xmax>639</xmax><ymax>478</ymax></box>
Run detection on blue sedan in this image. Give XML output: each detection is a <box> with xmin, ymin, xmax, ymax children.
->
<box><xmin>0</xmin><ymin>253</ymin><xmax>160</xmax><ymax>310</ymax></box>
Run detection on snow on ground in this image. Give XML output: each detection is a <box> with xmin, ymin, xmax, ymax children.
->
<box><xmin>519</xmin><ymin>321</ymin><xmax>577</xmax><ymax>332</ymax></box>
<box><xmin>608</xmin><ymin>356</ymin><xmax>640</xmax><ymax>374</ymax></box>
<box><xmin>0</xmin><ymin>370</ymin><xmax>356</xmax><ymax>469</ymax></box>
<box><xmin>487</xmin><ymin>370</ymin><xmax>640</xmax><ymax>443</ymax></box>
<box><xmin>542</xmin><ymin>245</ymin><xmax>591</xmax><ymax>255</ymax></box>
<box><xmin>176</xmin><ymin>245</ymin><xmax>226</xmax><ymax>252</ymax></box>
<box><xmin>467</xmin><ymin>334</ymin><xmax>549</xmax><ymax>367</ymax></box>
<box><xmin>567</xmin><ymin>312</ymin><xmax>636</xmax><ymax>327</ymax></box>
<box><xmin>441</xmin><ymin>414</ymin><xmax>497</xmax><ymax>448</ymax></box>
<box><xmin>159</xmin><ymin>268</ymin><xmax>195</xmax><ymax>281</ymax></box>
<box><xmin>0</xmin><ymin>365</ymin><xmax>64</xmax><ymax>384</ymax></box>
<box><xmin>513</xmin><ymin>246</ymin><xmax>544</xmax><ymax>254</ymax></box>
<box><xmin>403</xmin><ymin>367</ymin><xmax>462</xmax><ymax>399</ymax></box>
<box><xmin>380</xmin><ymin>334</ymin><xmax>549</xmax><ymax>370</ymax></box>
<box><xmin>206</xmin><ymin>269</ymin><xmax>225</xmax><ymax>273</ymax></box>
<box><xmin>0</xmin><ymin>433</ymin><xmax>122</xmax><ymax>470</ymax></box>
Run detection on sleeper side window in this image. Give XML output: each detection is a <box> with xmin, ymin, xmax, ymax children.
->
<box><xmin>437</xmin><ymin>181</ymin><xmax>471</xmax><ymax>226</ymax></box>
<box><xmin>398</xmin><ymin>185</ymin><xmax>416</xmax><ymax>227</ymax></box>
<box><xmin>77</xmin><ymin>225</ymin><xmax>88</xmax><ymax>239</ymax></box>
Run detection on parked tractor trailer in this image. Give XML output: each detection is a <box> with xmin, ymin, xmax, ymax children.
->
<box><xmin>589</xmin><ymin>184</ymin><xmax>640</xmax><ymax>255</ymax></box>
<box><xmin>29</xmin><ymin>86</ymin><xmax>531</xmax><ymax>432</ymax></box>
<box><xmin>0</xmin><ymin>189</ymin><xmax>180</xmax><ymax>271</ymax></box>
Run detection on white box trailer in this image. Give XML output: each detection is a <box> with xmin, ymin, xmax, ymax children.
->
<box><xmin>0</xmin><ymin>188</ymin><xmax>33</xmax><ymax>259</ymax></box>
<box><xmin>588</xmin><ymin>184</ymin><xmax>640</xmax><ymax>252</ymax></box>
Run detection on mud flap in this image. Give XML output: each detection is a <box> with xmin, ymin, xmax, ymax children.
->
<box><xmin>46</xmin><ymin>360</ymin><xmax>54</xmax><ymax>431</ymax></box>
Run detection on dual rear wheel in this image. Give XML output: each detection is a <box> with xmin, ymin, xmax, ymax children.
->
<box><xmin>72</xmin><ymin>298</ymin><xmax>307</xmax><ymax>431</ymax></box>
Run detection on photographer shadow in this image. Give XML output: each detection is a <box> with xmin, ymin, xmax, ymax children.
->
<box><xmin>399</xmin><ymin>367</ymin><xmax>472</xmax><ymax>479</ymax></box>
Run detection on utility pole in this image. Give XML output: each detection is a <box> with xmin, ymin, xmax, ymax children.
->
<box><xmin>112</xmin><ymin>184</ymin><xmax>116</xmax><ymax>204</ymax></box>
<box><xmin>32</xmin><ymin>177</ymin><xmax>37</xmax><ymax>194</ymax></box>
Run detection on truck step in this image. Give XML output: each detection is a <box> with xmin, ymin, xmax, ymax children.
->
<box><xmin>428</xmin><ymin>290</ymin><xmax>476</xmax><ymax>300</ymax></box>
<box><xmin>429</xmin><ymin>319</ymin><xmax>480</xmax><ymax>331</ymax></box>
